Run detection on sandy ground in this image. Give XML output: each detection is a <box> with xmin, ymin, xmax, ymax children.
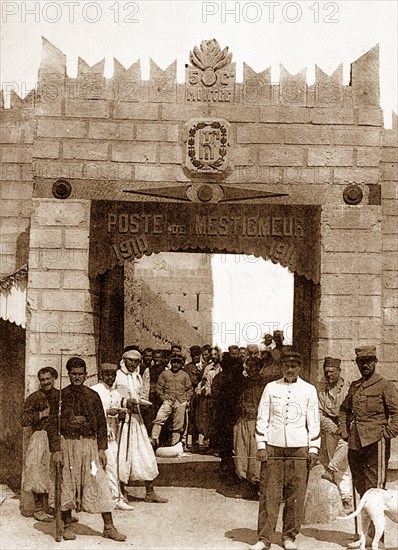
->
<box><xmin>1</xmin><ymin>460</ymin><xmax>397</xmax><ymax>550</ymax></box>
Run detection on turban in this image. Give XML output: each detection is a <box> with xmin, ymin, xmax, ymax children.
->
<box><xmin>122</xmin><ymin>350</ymin><xmax>142</xmax><ymax>360</ymax></box>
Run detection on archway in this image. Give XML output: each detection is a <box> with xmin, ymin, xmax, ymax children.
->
<box><xmin>91</xmin><ymin>200</ymin><xmax>320</xmax><ymax>380</ymax></box>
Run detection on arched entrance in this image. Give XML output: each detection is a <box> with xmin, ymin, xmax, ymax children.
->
<box><xmin>90</xmin><ymin>200</ymin><xmax>320</xmax><ymax>381</ymax></box>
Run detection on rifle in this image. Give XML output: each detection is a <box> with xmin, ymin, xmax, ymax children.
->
<box><xmin>54</xmin><ymin>350</ymin><xmax>64</xmax><ymax>542</ymax></box>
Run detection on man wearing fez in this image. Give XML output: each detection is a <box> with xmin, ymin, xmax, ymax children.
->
<box><xmin>50</xmin><ymin>357</ymin><xmax>126</xmax><ymax>542</ymax></box>
<box><xmin>318</xmin><ymin>357</ymin><xmax>352</xmax><ymax>511</ymax></box>
<box><xmin>91</xmin><ymin>363</ymin><xmax>134</xmax><ymax>511</ymax></box>
<box><xmin>21</xmin><ymin>367</ymin><xmax>59</xmax><ymax>522</ymax></box>
<box><xmin>115</xmin><ymin>349</ymin><xmax>168</xmax><ymax>503</ymax></box>
<box><xmin>338</xmin><ymin>346</ymin><xmax>398</xmax><ymax>549</ymax></box>
<box><xmin>250</xmin><ymin>347</ymin><xmax>320</xmax><ymax>550</ymax></box>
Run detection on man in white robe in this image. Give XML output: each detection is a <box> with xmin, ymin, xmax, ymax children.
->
<box><xmin>115</xmin><ymin>349</ymin><xmax>168</xmax><ymax>503</ymax></box>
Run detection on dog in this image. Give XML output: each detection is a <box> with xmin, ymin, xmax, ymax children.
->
<box><xmin>336</xmin><ymin>488</ymin><xmax>398</xmax><ymax>550</ymax></box>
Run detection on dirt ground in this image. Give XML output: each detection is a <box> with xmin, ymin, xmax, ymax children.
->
<box><xmin>1</xmin><ymin>459</ymin><xmax>397</xmax><ymax>550</ymax></box>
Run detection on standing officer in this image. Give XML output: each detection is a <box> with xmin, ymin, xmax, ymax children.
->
<box><xmin>249</xmin><ymin>347</ymin><xmax>320</xmax><ymax>550</ymax></box>
<box><xmin>338</xmin><ymin>346</ymin><xmax>398</xmax><ymax>549</ymax></box>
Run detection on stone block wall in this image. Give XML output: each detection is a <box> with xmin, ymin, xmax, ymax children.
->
<box><xmin>124</xmin><ymin>262</ymin><xmax>203</xmax><ymax>355</ymax></box>
<box><xmin>133</xmin><ymin>252</ymin><xmax>213</xmax><ymax>343</ymax></box>
<box><xmin>0</xmin><ymin>92</ymin><xmax>34</xmax><ymax>277</ymax></box>
<box><xmin>26</xmin><ymin>199</ymin><xmax>97</xmax><ymax>394</ymax></box>
<box><xmin>381</xmin><ymin>114</ymin><xmax>398</xmax><ymax>381</ymax></box>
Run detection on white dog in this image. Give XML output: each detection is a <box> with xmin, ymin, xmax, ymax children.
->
<box><xmin>337</xmin><ymin>488</ymin><xmax>398</xmax><ymax>550</ymax></box>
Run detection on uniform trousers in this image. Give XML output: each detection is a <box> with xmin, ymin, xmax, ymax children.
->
<box><xmin>151</xmin><ymin>400</ymin><xmax>187</xmax><ymax>443</ymax></box>
<box><xmin>258</xmin><ymin>446</ymin><xmax>309</xmax><ymax>546</ymax></box>
<box><xmin>347</xmin><ymin>437</ymin><xmax>391</xmax><ymax>497</ymax></box>
<box><xmin>319</xmin><ymin>434</ymin><xmax>352</xmax><ymax>500</ymax></box>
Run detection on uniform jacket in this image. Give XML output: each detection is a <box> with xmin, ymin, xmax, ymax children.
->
<box><xmin>318</xmin><ymin>376</ymin><xmax>351</xmax><ymax>435</ymax></box>
<box><xmin>156</xmin><ymin>369</ymin><xmax>193</xmax><ymax>404</ymax></box>
<box><xmin>256</xmin><ymin>377</ymin><xmax>321</xmax><ymax>453</ymax></box>
<box><xmin>48</xmin><ymin>384</ymin><xmax>108</xmax><ymax>453</ymax></box>
<box><xmin>338</xmin><ymin>373</ymin><xmax>398</xmax><ymax>448</ymax></box>
<box><xmin>184</xmin><ymin>362</ymin><xmax>203</xmax><ymax>389</ymax></box>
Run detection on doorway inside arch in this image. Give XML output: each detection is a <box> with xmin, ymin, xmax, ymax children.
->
<box><xmin>97</xmin><ymin>251</ymin><xmax>316</xmax><ymax>380</ymax></box>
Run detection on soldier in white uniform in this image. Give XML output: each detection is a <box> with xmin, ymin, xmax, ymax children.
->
<box><xmin>249</xmin><ymin>347</ymin><xmax>320</xmax><ymax>550</ymax></box>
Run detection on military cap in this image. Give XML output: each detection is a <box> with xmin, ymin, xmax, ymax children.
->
<box><xmin>281</xmin><ymin>346</ymin><xmax>301</xmax><ymax>362</ymax></box>
<box><xmin>355</xmin><ymin>346</ymin><xmax>377</xmax><ymax>358</ymax></box>
<box><xmin>170</xmin><ymin>354</ymin><xmax>185</xmax><ymax>364</ymax></box>
<box><xmin>273</xmin><ymin>330</ymin><xmax>284</xmax><ymax>337</ymax></box>
<box><xmin>323</xmin><ymin>357</ymin><xmax>341</xmax><ymax>368</ymax></box>
<box><xmin>99</xmin><ymin>362</ymin><xmax>118</xmax><ymax>371</ymax></box>
<box><xmin>66</xmin><ymin>357</ymin><xmax>86</xmax><ymax>372</ymax></box>
<box><xmin>190</xmin><ymin>345</ymin><xmax>202</xmax><ymax>356</ymax></box>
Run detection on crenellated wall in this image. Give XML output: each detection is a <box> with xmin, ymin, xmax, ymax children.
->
<box><xmin>0</xmin><ymin>91</ymin><xmax>34</xmax><ymax>277</ymax></box>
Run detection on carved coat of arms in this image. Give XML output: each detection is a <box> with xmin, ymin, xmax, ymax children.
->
<box><xmin>185</xmin><ymin>119</ymin><xmax>230</xmax><ymax>175</ymax></box>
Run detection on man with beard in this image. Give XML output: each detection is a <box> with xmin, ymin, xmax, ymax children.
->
<box><xmin>50</xmin><ymin>357</ymin><xmax>126</xmax><ymax>542</ymax></box>
<box><xmin>21</xmin><ymin>367</ymin><xmax>59</xmax><ymax>522</ymax></box>
<box><xmin>338</xmin><ymin>346</ymin><xmax>398</xmax><ymax>549</ymax></box>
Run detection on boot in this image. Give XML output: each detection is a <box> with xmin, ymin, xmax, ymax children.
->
<box><xmin>33</xmin><ymin>493</ymin><xmax>53</xmax><ymax>522</ymax></box>
<box><xmin>102</xmin><ymin>512</ymin><xmax>126</xmax><ymax>542</ymax></box>
<box><xmin>61</xmin><ymin>510</ymin><xmax>76</xmax><ymax>540</ymax></box>
<box><xmin>144</xmin><ymin>481</ymin><xmax>168</xmax><ymax>503</ymax></box>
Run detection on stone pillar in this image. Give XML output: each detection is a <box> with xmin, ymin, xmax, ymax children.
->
<box><xmin>318</xmin><ymin>204</ymin><xmax>382</xmax><ymax>382</ymax></box>
<box><xmin>25</xmin><ymin>198</ymin><xmax>98</xmax><ymax>394</ymax></box>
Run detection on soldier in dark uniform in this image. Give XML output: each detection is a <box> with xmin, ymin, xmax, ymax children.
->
<box><xmin>338</xmin><ymin>346</ymin><xmax>398</xmax><ymax>549</ymax></box>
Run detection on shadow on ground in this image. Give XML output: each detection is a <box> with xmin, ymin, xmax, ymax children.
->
<box><xmin>225</xmin><ymin>528</ymin><xmax>285</xmax><ymax>548</ymax></box>
<box><xmin>34</xmin><ymin>520</ymin><xmax>103</xmax><ymax>539</ymax></box>
<box><xmin>301</xmin><ymin>527</ymin><xmax>354</xmax><ymax>547</ymax></box>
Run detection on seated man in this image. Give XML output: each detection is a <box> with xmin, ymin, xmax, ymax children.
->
<box><xmin>152</xmin><ymin>355</ymin><xmax>193</xmax><ymax>447</ymax></box>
